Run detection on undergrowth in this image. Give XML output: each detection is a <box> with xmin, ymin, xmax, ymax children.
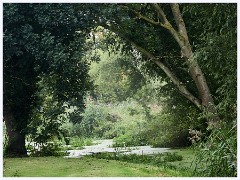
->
<box><xmin>193</xmin><ymin>120</ymin><xmax>237</xmax><ymax>177</ymax></box>
<box><xmin>89</xmin><ymin>152</ymin><xmax>184</xmax><ymax>169</ymax></box>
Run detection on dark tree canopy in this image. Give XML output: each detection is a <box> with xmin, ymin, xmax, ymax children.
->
<box><xmin>3</xmin><ymin>3</ymin><xmax>98</xmax><ymax>156</ymax></box>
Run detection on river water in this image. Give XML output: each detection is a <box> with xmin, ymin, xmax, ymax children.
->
<box><xmin>65</xmin><ymin>139</ymin><xmax>170</xmax><ymax>158</ymax></box>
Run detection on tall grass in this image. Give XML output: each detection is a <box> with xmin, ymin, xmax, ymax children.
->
<box><xmin>193</xmin><ymin>121</ymin><xmax>237</xmax><ymax>177</ymax></box>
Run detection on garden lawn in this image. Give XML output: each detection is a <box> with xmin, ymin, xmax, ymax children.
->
<box><xmin>4</xmin><ymin>156</ymin><xmax>189</xmax><ymax>177</ymax></box>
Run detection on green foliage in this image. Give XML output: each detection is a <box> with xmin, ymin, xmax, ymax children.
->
<box><xmin>162</xmin><ymin>152</ymin><xmax>183</xmax><ymax>162</ymax></box>
<box><xmin>181</xmin><ymin>4</ymin><xmax>237</xmax><ymax>177</ymax></box>
<box><xmin>90</xmin><ymin>152</ymin><xmax>183</xmax><ymax>166</ymax></box>
<box><xmin>27</xmin><ymin>89</ymin><xmax>77</xmax><ymax>145</ymax></box>
<box><xmin>192</xmin><ymin>7</ymin><xmax>236</xmax><ymax>121</ymax></box>
<box><xmin>97</xmin><ymin>2</ymin><xmax>236</xmax><ymax>133</ymax></box>
<box><xmin>112</xmin><ymin>132</ymin><xmax>147</xmax><ymax>147</ymax></box>
<box><xmin>78</xmin><ymin>96</ymin><xmax>190</xmax><ymax>148</ymax></box>
<box><xmin>87</xmin><ymin>3</ymin><xmax>237</xmax><ymax>150</ymax></box>
<box><xmin>106</xmin><ymin>101</ymin><xmax>149</xmax><ymax>146</ymax></box>
<box><xmin>150</xmin><ymin>69</ymin><xmax>205</xmax><ymax>148</ymax></box>
<box><xmin>66</xmin><ymin>123</ymin><xmax>83</xmax><ymax>137</ymax></box>
<box><xmin>69</xmin><ymin>137</ymin><xmax>94</xmax><ymax>148</ymax></box>
<box><xmin>143</xmin><ymin>112</ymin><xmax>192</xmax><ymax>148</ymax></box>
<box><xmin>88</xmin><ymin>49</ymin><xmax>145</xmax><ymax>103</ymax></box>
<box><xmin>68</xmin><ymin>98</ymin><xmax>149</xmax><ymax>145</ymax></box>
<box><xmin>3</xmin><ymin>3</ymin><xmax>97</xmax><ymax>155</ymax></box>
<box><xmin>193</xmin><ymin>121</ymin><xmax>237</xmax><ymax>177</ymax></box>
<box><xmin>4</xmin><ymin>3</ymin><xmax>90</xmax><ymax>112</ymax></box>
<box><xmin>78</xmin><ymin>98</ymin><xmax>119</xmax><ymax>138</ymax></box>
<box><xmin>182</xmin><ymin>3</ymin><xmax>237</xmax><ymax>119</ymax></box>
<box><xmin>95</xmin><ymin>3</ymin><xmax>185</xmax><ymax>82</ymax></box>
<box><xmin>28</xmin><ymin>142</ymin><xmax>68</xmax><ymax>157</ymax></box>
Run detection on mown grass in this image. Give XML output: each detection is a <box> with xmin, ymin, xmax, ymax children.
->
<box><xmin>4</xmin><ymin>156</ymin><xmax>190</xmax><ymax>177</ymax></box>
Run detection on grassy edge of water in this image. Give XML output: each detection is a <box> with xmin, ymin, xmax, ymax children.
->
<box><xmin>3</xmin><ymin>156</ymin><xmax>192</xmax><ymax>177</ymax></box>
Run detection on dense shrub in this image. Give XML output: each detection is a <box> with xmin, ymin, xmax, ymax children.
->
<box><xmin>69</xmin><ymin>137</ymin><xmax>94</xmax><ymax>148</ymax></box>
<box><xmin>78</xmin><ymin>99</ymin><xmax>193</xmax><ymax>148</ymax></box>
<box><xmin>77</xmin><ymin>98</ymin><xmax>122</xmax><ymax>138</ymax></box>
<box><xmin>112</xmin><ymin>132</ymin><xmax>147</xmax><ymax>147</ymax></box>
<box><xmin>28</xmin><ymin>142</ymin><xmax>68</xmax><ymax>157</ymax></box>
<box><xmin>142</xmin><ymin>113</ymin><xmax>191</xmax><ymax>148</ymax></box>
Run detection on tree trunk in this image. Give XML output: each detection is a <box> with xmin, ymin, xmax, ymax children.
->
<box><xmin>3</xmin><ymin>105</ymin><xmax>28</xmax><ymax>157</ymax></box>
<box><xmin>170</xmin><ymin>3</ymin><xmax>220</xmax><ymax>127</ymax></box>
<box><xmin>186</xmin><ymin>53</ymin><xmax>220</xmax><ymax>128</ymax></box>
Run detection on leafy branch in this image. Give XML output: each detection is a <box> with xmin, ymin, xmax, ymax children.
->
<box><xmin>101</xmin><ymin>23</ymin><xmax>201</xmax><ymax>108</ymax></box>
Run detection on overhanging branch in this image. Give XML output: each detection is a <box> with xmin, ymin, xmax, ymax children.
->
<box><xmin>134</xmin><ymin>11</ymin><xmax>160</xmax><ymax>26</ymax></box>
<box><xmin>170</xmin><ymin>3</ymin><xmax>189</xmax><ymax>41</ymax></box>
<box><xmin>101</xmin><ymin>23</ymin><xmax>201</xmax><ymax>109</ymax></box>
<box><xmin>151</xmin><ymin>3</ymin><xmax>168</xmax><ymax>24</ymax></box>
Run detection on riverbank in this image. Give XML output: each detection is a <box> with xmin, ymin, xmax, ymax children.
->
<box><xmin>3</xmin><ymin>156</ymin><xmax>191</xmax><ymax>177</ymax></box>
<box><xmin>4</xmin><ymin>139</ymin><xmax>195</xmax><ymax>177</ymax></box>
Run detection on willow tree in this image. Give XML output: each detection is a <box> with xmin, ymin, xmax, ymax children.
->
<box><xmin>94</xmin><ymin>3</ymin><xmax>236</xmax><ymax>129</ymax></box>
